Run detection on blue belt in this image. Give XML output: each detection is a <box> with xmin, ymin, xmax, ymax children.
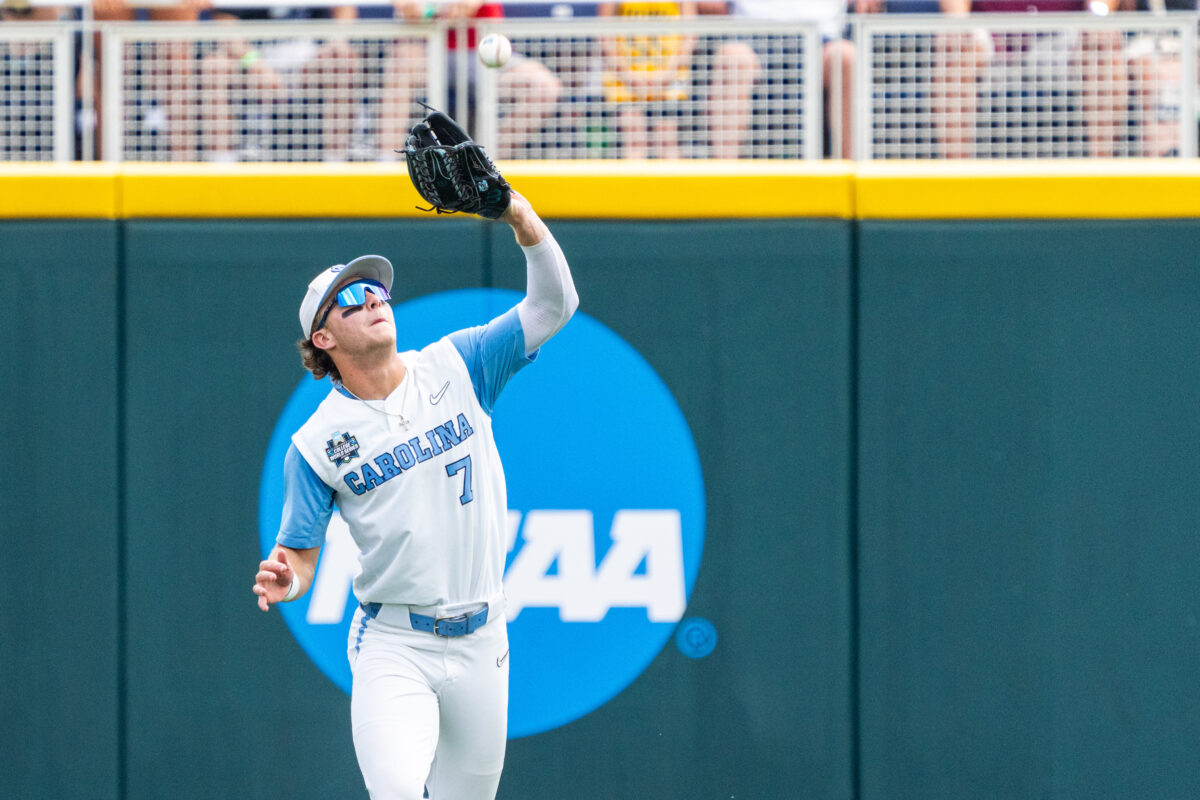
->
<box><xmin>409</xmin><ymin>606</ymin><xmax>489</xmax><ymax>637</ymax></box>
<box><xmin>360</xmin><ymin>601</ymin><xmax>491</xmax><ymax>638</ymax></box>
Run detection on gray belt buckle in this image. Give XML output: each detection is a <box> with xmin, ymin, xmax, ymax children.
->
<box><xmin>434</xmin><ymin>613</ymin><xmax>470</xmax><ymax>637</ymax></box>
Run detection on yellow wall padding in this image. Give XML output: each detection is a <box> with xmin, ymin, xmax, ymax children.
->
<box><xmin>0</xmin><ymin>163</ymin><xmax>120</xmax><ymax>218</ymax></box>
<box><xmin>3</xmin><ymin>160</ymin><xmax>1200</xmax><ymax>220</ymax></box>
<box><xmin>855</xmin><ymin>160</ymin><xmax>1200</xmax><ymax>220</ymax></box>
<box><xmin>490</xmin><ymin>161</ymin><xmax>856</xmax><ymax>219</ymax></box>
<box><xmin>117</xmin><ymin>161</ymin><xmax>856</xmax><ymax>220</ymax></box>
<box><xmin>119</xmin><ymin>163</ymin><xmax>419</xmax><ymax>219</ymax></box>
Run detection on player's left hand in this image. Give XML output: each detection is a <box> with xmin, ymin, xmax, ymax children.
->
<box><xmin>253</xmin><ymin>549</ymin><xmax>295</xmax><ymax>612</ymax></box>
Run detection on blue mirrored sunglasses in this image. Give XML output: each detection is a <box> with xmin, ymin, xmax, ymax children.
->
<box><xmin>316</xmin><ymin>280</ymin><xmax>391</xmax><ymax>331</ymax></box>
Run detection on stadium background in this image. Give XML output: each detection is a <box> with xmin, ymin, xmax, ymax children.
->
<box><xmin>3</xmin><ymin>163</ymin><xmax>1199</xmax><ymax>799</ymax></box>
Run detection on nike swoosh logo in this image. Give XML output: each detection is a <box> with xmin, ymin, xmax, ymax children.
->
<box><xmin>496</xmin><ymin>649</ymin><xmax>509</xmax><ymax>668</ymax></box>
<box><xmin>430</xmin><ymin>381</ymin><xmax>450</xmax><ymax>405</ymax></box>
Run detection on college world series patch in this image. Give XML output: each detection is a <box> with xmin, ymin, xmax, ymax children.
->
<box><xmin>326</xmin><ymin>431</ymin><xmax>360</xmax><ymax>466</ymax></box>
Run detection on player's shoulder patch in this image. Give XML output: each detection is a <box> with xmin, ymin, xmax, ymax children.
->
<box><xmin>292</xmin><ymin>387</ymin><xmax>359</xmax><ymax>471</ymax></box>
<box><xmin>325</xmin><ymin>431</ymin><xmax>360</xmax><ymax>466</ymax></box>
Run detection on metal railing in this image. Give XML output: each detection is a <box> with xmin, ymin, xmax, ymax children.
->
<box><xmin>1</xmin><ymin>11</ymin><xmax>1197</xmax><ymax>162</ymax></box>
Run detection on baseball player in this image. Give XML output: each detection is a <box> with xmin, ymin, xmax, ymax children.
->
<box><xmin>253</xmin><ymin>190</ymin><xmax>577</xmax><ymax>800</ymax></box>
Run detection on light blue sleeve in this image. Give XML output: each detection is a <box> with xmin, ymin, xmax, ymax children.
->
<box><xmin>276</xmin><ymin>443</ymin><xmax>335</xmax><ymax>549</ymax></box>
<box><xmin>448</xmin><ymin>306</ymin><xmax>538</xmax><ymax>416</ymax></box>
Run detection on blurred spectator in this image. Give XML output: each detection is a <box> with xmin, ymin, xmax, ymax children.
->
<box><xmin>84</xmin><ymin>0</ymin><xmax>209</xmax><ymax>159</ymax></box>
<box><xmin>709</xmin><ymin>1</ymin><xmax>961</xmax><ymax>159</ymax></box>
<box><xmin>378</xmin><ymin>2</ymin><xmax>562</xmax><ymax>159</ymax></box>
<box><xmin>928</xmin><ymin>0</ymin><xmax>991</xmax><ymax>159</ymax></box>
<box><xmin>597</xmin><ymin>1</ymin><xmax>697</xmax><ymax>159</ymax></box>
<box><xmin>1133</xmin><ymin>0</ymin><xmax>1197</xmax><ymax>9</ymax></box>
<box><xmin>698</xmin><ymin>0</ymin><xmax>758</xmax><ymax>158</ymax></box>
<box><xmin>964</xmin><ymin>0</ymin><xmax>1125</xmax><ymax>158</ymax></box>
<box><xmin>379</xmin><ymin>1</ymin><xmax>488</xmax><ymax>159</ymax></box>
<box><xmin>1127</xmin><ymin>0</ymin><xmax>1196</xmax><ymax>156</ymax></box>
<box><xmin>1</xmin><ymin>0</ymin><xmax>61</xmax><ymax>22</ymax></box>
<box><xmin>708</xmin><ymin>0</ymin><xmax>858</xmax><ymax>158</ymax></box>
<box><xmin>200</xmin><ymin>4</ymin><xmax>359</xmax><ymax>161</ymax></box>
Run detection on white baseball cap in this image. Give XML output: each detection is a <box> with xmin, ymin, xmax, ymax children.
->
<box><xmin>298</xmin><ymin>254</ymin><xmax>394</xmax><ymax>338</ymax></box>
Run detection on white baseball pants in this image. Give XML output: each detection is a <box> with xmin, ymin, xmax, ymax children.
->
<box><xmin>347</xmin><ymin>603</ymin><xmax>510</xmax><ymax>800</ymax></box>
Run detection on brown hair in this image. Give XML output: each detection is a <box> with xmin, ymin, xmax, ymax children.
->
<box><xmin>297</xmin><ymin>337</ymin><xmax>341</xmax><ymax>383</ymax></box>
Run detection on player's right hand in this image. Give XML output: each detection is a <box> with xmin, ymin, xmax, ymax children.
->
<box><xmin>253</xmin><ymin>549</ymin><xmax>294</xmax><ymax>612</ymax></box>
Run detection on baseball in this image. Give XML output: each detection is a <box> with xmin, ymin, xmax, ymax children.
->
<box><xmin>477</xmin><ymin>33</ymin><xmax>512</xmax><ymax>69</ymax></box>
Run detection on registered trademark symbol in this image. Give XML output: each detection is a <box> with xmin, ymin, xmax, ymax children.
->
<box><xmin>674</xmin><ymin>617</ymin><xmax>717</xmax><ymax>659</ymax></box>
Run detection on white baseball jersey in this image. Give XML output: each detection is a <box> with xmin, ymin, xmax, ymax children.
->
<box><xmin>279</xmin><ymin>308</ymin><xmax>535</xmax><ymax>608</ymax></box>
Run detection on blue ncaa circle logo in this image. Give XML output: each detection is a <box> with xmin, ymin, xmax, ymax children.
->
<box><xmin>259</xmin><ymin>288</ymin><xmax>706</xmax><ymax>738</ymax></box>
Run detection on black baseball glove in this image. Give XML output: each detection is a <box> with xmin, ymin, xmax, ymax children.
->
<box><xmin>401</xmin><ymin>108</ymin><xmax>511</xmax><ymax>219</ymax></box>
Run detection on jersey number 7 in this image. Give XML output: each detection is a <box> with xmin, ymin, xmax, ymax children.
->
<box><xmin>445</xmin><ymin>455</ymin><xmax>474</xmax><ymax>505</ymax></box>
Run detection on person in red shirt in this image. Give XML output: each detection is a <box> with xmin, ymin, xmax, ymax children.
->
<box><xmin>379</xmin><ymin>2</ymin><xmax>561</xmax><ymax>158</ymax></box>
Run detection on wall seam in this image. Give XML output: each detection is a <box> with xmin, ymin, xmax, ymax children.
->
<box><xmin>848</xmin><ymin>217</ymin><xmax>862</xmax><ymax>800</ymax></box>
<box><xmin>115</xmin><ymin>220</ymin><xmax>128</xmax><ymax>800</ymax></box>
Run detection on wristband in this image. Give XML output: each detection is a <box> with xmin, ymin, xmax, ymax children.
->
<box><xmin>282</xmin><ymin>573</ymin><xmax>301</xmax><ymax>603</ymax></box>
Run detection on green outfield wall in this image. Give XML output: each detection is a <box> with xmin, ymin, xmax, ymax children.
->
<box><xmin>1</xmin><ymin>222</ymin><xmax>121</xmax><ymax>799</ymax></box>
<box><xmin>2</xmin><ymin>168</ymin><xmax>1198</xmax><ymax>800</ymax></box>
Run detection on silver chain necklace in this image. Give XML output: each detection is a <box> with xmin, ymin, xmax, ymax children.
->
<box><xmin>338</xmin><ymin>367</ymin><xmax>413</xmax><ymax>428</ymax></box>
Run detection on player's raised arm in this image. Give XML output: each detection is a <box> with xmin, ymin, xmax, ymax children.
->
<box><xmin>401</xmin><ymin>107</ymin><xmax>577</xmax><ymax>349</ymax></box>
<box><xmin>402</xmin><ymin>106</ymin><xmax>577</xmax><ymax>355</ymax></box>
<box><xmin>504</xmin><ymin>192</ymin><xmax>579</xmax><ymax>354</ymax></box>
<box><xmin>254</xmin><ymin>545</ymin><xmax>320</xmax><ymax>612</ymax></box>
